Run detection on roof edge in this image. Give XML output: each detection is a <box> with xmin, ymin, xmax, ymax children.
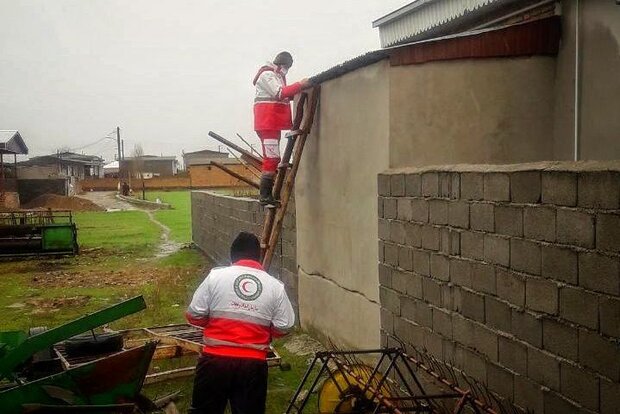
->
<box><xmin>372</xmin><ymin>0</ymin><xmax>435</xmax><ymax>28</ymax></box>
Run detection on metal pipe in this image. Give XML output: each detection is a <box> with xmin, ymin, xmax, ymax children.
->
<box><xmin>574</xmin><ymin>0</ymin><xmax>581</xmax><ymax>161</ymax></box>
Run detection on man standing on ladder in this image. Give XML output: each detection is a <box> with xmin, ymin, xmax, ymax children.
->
<box><xmin>253</xmin><ymin>51</ymin><xmax>311</xmax><ymax>207</ymax></box>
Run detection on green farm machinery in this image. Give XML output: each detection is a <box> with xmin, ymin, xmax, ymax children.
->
<box><xmin>0</xmin><ymin>210</ymin><xmax>78</xmax><ymax>257</ymax></box>
<box><xmin>0</xmin><ymin>296</ymin><xmax>162</xmax><ymax>413</ymax></box>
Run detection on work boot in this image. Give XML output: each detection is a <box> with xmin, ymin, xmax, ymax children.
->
<box><xmin>259</xmin><ymin>176</ymin><xmax>279</xmax><ymax>207</ymax></box>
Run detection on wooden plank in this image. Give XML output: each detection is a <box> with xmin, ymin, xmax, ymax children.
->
<box><xmin>262</xmin><ymin>87</ymin><xmax>320</xmax><ymax>269</ymax></box>
<box><xmin>144</xmin><ymin>367</ymin><xmax>195</xmax><ymax>385</ymax></box>
<box><xmin>208</xmin><ymin>131</ymin><xmax>263</xmax><ymax>170</ymax></box>
<box><xmin>211</xmin><ymin>162</ymin><xmax>260</xmax><ymax>189</ymax></box>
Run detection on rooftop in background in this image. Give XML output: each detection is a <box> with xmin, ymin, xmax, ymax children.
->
<box><xmin>183</xmin><ymin>148</ymin><xmax>232</xmax><ymax>167</ymax></box>
<box><xmin>372</xmin><ymin>0</ymin><xmax>555</xmax><ymax>47</ymax></box>
<box><xmin>22</xmin><ymin>151</ymin><xmax>104</xmax><ymax>165</ymax></box>
<box><xmin>183</xmin><ymin>149</ymin><xmax>229</xmax><ymax>157</ymax></box>
<box><xmin>123</xmin><ymin>155</ymin><xmax>177</xmax><ymax>161</ymax></box>
<box><xmin>0</xmin><ymin>130</ymin><xmax>28</xmax><ymax>155</ymax></box>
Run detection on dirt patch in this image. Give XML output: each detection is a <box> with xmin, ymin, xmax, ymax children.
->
<box><xmin>30</xmin><ymin>265</ymin><xmax>196</xmax><ymax>289</ymax></box>
<box><xmin>284</xmin><ymin>334</ymin><xmax>324</xmax><ymax>356</ymax></box>
<box><xmin>23</xmin><ymin>295</ymin><xmax>91</xmax><ymax>314</ymax></box>
<box><xmin>22</xmin><ymin>194</ymin><xmax>103</xmax><ymax>211</ymax></box>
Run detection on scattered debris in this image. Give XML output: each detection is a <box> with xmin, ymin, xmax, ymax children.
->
<box><xmin>283</xmin><ymin>334</ymin><xmax>324</xmax><ymax>356</ymax></box>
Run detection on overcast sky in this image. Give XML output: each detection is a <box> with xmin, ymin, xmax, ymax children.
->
<box><xmin>0</xmin><ymin>0</ymin><xmax>406</xmax><ymax>164</ymax></box>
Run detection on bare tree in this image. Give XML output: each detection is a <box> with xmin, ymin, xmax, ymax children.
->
<box><xmin>132</xmin><ymin>143</ymin><xmax>146</xmax><ymax>200</ymax></box>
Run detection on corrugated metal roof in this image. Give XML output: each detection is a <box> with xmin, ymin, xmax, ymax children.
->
<box><xmin>372</xmin><ymin>0</ymin><xmax>523</xmax><ymax>47</ymax></box>
<box><xmin>308</xmin><ymin>50</ymin><xmax>388</xmax><ymax>85</ymax></box>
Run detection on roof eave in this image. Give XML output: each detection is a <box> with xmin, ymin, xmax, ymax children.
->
<box><xmin>372</xmin><ymin>0</ymin><xmax>436</xmax><ymax>28</ymax></box>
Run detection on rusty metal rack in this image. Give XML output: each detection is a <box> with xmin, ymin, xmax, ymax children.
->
<box><xmin>286</xmin><ymin>346</ymin><xmax>510</xmax><ymax>414</ymax></box>
<box><xmin>207</xmin><ymin>86</ymin><xmax>320</xmax><ymax>271</ymax></box>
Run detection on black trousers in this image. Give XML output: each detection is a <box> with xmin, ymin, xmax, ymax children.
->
<box><xmin>189</xmin><ymin>354</ymin><xmax>268</xmax><ymax>414</ymax></box>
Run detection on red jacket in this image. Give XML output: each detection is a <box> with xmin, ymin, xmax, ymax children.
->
<box><xmin>253</xmin><ymin>63</ymin><xmax>303</xmax><ymax>131</ymax></box>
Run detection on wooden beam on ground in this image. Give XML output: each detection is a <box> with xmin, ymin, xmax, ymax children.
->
<box><xmin>211</xmin><ymin>162</ymin><xmax>259</xmax><ymax>189</ymax></box>
<box><xmin>144</xmin><ymin>367</ymin><xmax>195</xmax><ymax>385</ymax></box>
<box><xmin>208</xmin><ymin>131</ymin><xmax>263</xmax><ymax>170</ymax></box>
<box><xmin>262</xmin><ymin>87</ymin><xmax>320</xmax><ymax>269</ymax></box>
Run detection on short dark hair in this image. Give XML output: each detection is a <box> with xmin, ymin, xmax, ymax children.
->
<box><xmin>230</xmin><ymin>232</ymin><xmax>261</xmax><ymax>263</ymax></box>
<box><xmin>274</xmin><ymin>51</ymin><xmax>293</xmax><ymax>68</ymax></box>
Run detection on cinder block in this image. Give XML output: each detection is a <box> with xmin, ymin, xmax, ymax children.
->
<box><xmin>579</xmin><ymin>252</ymin><xmax>620</xmax><ymax>295</ymax></box>
<box><xmin>389</xmin><ymin>221</ymin><xmax>406</xmax><ymax>244</ymax></box>
<box><xmin>497</xmin><ymin>269</ymin><xmax>526</xmax><ymax>307</ymax></box>
<box><xmin>597</xmin><ymin>213</ymin><xmax>620</xmax><ymax>253</ymax></box>
<box><xmin>450</xmin><ymin>258</ymin><xmax>472</xmax><ymax>288</ymax></box>
<box><xmin>471</xmin><ymin>262</ymin><xmax>496</xmax><ymax>295</ymax></box>
<box><xmin>495</xmin><ymin>205</ymin><xmax>523</xmax><ymax>237</ymax></box>
<box><xmin>525</xmin><ymin>278</ymin><xmax>558</xmax><ymax>315</ymax></box>
<box><xmin>378</xmin><ymin>219</ymin><xmax>390</xmax><ymax>241</ymax></box>
<box><xmin>421</xmin><ymin>225</ymin><xmax>440</xmax><ymax>251</ymax></box>
<box><xmin>455</xmin><ymin>345</ymin><xmax>488</xmax><ymax>383</ymax></box>
<box><xmin>527</xmin><ymin>347</ymin><xmax>560</xmax><ymax>390</ymax></box>
<box><xmin>451</xmin><ymin>173</ymin><xmax>461</xmax><ymax>199</ymax></box>
<box><xmin>510</xmin><ymin>238</ymin><xmax>541</xmax><ymax>275</ymax></box>
<box><xmin>473</xmin><ymin>323</ymin><xmax>499</xmax><ymax>360</ymax></box>
<box><xmin>524</xmin><ymin>206</ymin><xmax>556</xmax><ymax>242</ymax></box>
<box><xmin>441</xmin><ymin>284</ymin><xmax>458</xmax><ymax>312</ymax></box>
<box><xmin>439</xmin><ymin>172</ymin><xmax>452</xmax><ymax>198</ymax></box>
<box><xmin>601</xmin><ymin>379</ymin><xmax>620</xmax><ymax>414</ymax></box>
<box><xmin>514</xmin><ymin>375</ymin><xmax>544</xmax><ymax>414</ymax></box>
<box><xmin>484</xmin><ymin>173</ymin><xmax>510</xmax><ymax>201</ymax></box>
<box><xmin>398</xmin><ymin>246</ymin><xmax>413</xmax><ymax>271</ymax></box>
<box><xmin>560</xmin><ymin>361</ymin><xmax>600</xmax><ymax>411</ymax></box>
<box><xmin>542</xmin><ymin>319</ymin><xmax>578</xmax><ymax>360</ymax></box>
<box><xmin>391</xmin><ymin>271</ymin><xmax>408</xmax><ymax>295</ymax></box>
<box><xmin>499</xmin><ymin>336</ymin><xmax>527</xmax><ymax>374</ymax></box>
<box><xmin>380</xmin><ymin>307</ymin><xmax>395</xmax><ymax>335</ymax></box>
<box><xmin>440</xmin><ymin>227</ymin><xmax>460</xmax><ymax>255</ymax></box>
<box><xmin>541</xmin><ymin>245</ymin><xmax>578</xmax><ymax>284</ymax></box>
<box><xmin>384</xmin><ymin>243</ymin><xmax>399</xmax><ymax>267</ymax></box>
<box><xmin>557</xmin><ymin>208</ymin><xmax>595</xmax><ymax>248</ymax></box>
<box><xmin>461</xmin><ymin>173</ymin><xmax>484</xmax><ymax>200</ymax></box>
<box><xmin>470</xmin><ymin>202</ymin><xmax>494</xmax><ymax>232</ymax></box>
<box><xmin>401</xmin><ymin>297</ymin><xmax>432</xmax><ymax>328</ymax></box>
<box><xmin>432</xmin><ymin>307</ymin><xmax>453</xmax><ymax>339</ymax></box>
<box><xmin>485</xmin><ymin>296</ymin><xmax>512</xmax><ymax>333</ymax></box>
<box><xmin>461</xmin><ymin>231</ymin><xmax>484</xmax><ymax>261</ymax></box>
<box><xmin>394</xmin><ymin>317</ymin><xmax>423</xmax><ymax>347</ymax></box>
<box><xmin>487</xmin><ymin>362</ymin><xmax>514</xmax><ymax>400</ymax></box>
<box><xmin>430</xmin><ymin>253</ymin><xmax>450</xmax><ymax>281</ymax></box>
<box><xmin>413</xmin><ymin>249</ymin><xmax>430</xmax><ymax>276</ymax></box>
<box><xmin>483</xmin><ymin>234</ymin><xmax>510</xmax><ymax>267</ymax></box>
<box><xmin>421</xmin><ymin>173</ymin><xmax>439</xmax><ymax>197</ymax></box>
<box><xmin>542</xmin><ymin>172</ymin><xmax>577</xmax><ymax>206</ymax></box>
<box><xmin>511</xmin><ymin>171</ymin><xmax>541</xmax><ymax>204</ymax></box>
<box><xmin>384</xmin><ymin>198</ymin><xmax>397</xmax><ymax>219</ymax></box>
<box><xmin>448</xmin><ymin>200</ymin><xmax>470</xmax><ymax>228</ymax></box>
<box><xmin>423</xmin><ymin>330</ymin><xmax>443</xmax><ymax>359</ymax></box>
<box><xmin>429</xmin><ymin>200</ymin><xmax>448</xmax><ymax>225</ymax></box>
<box><xmin>600</xmin><ymin>297</ymin><xmax>620</xmax><ymax>338</ymax></box>
<box><xmin>405</xmin><ymin>174</ymin><xmax>422</xmax><ymax>197</ymax></box>
<box><xmin>405</xmin><ymin>223</ymin><xmax>422</xmax><ymax>247</ymax></box>
<box><xmin>461</xmin><ymin>289</ymin><xmax>485</xmax><ymax>322</ymax></box>
<box><xmin>422</xmin><ymin>277</ymin><xmax>442</xmax><ymax>306</ymax></box>
<box><xmin>397</xmin><ymin>198</ymin><xmax>413</xmax><ymax>221</ymax></box>
<box><xmin>390</xmin><ymin>174</ymin><xmax>405</xmax><ymax>196</ymax></box>
<box><xmin>579</xmin><ymin>329</ymin><xmax>620</xmax><ymax>381</ymax></box>
<box><xmin>543</xmin><ymin>391</ymin><xmax>581</xmax><ymax>414</ymax></box>
<box><xmin>410</xmin><ymin>199</ymin><xmax>429</xmax><ymax>223</ymax></box>
<box><xmin>452</xmin><ymin>315</ymin><xmax>475</xmax><ymax>348</ymax></box>
<box><xmin>379</xmin><ymin>286</ymin><xmax>400</xmax><ymax>316</ymax></box>
<box><xmin>578</xmin><ymin>172</ymin><xmax>620</xmax><ymax>209</ymax></box>
<box><xmin>512</xmin><ymin>309</ymin><xmax>543</xmax><ymax>347</ymax></box>
<box><xmin>560</xmin><ymin>286</ymin><xmax>599</xmax><ymax>330</ymax></box>
<box><xmin>379</xmin><ymin>263</ymin><xmax>392</xmax><ymax>288</ymax></box>
<box><xmin>406</xmin><ymin>273</ymin><xmax>424</xmax><ymax>299</ymax></box>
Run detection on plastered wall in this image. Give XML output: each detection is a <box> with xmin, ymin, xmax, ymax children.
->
<box><xmin>295</xmin><ymin>61</ymin><xmax>390</xmax><ymax>348</ymax></box>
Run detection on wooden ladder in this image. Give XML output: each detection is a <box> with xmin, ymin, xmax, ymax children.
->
<box><xmin>207</xmin><ymin>86</ymin><xmax>320</xmax><ymax>271</ymax></box>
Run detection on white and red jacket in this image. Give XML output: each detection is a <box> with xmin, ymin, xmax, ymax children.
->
<box><xmin>253</xmin><ymin>62</ymin><xmax>303</xmax><ymax>131</ymax></box>
<box><xmin>186</xmin><ymin>259</ymin><xmax>295</xmax><ymax>360</ymax></box>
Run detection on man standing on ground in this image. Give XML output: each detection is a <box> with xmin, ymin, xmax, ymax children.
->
<box><xmin>253</xmin><ymin>51</ymin><xmax>311</xmax><ymax>206</ymax></box>
<box><xmin>186</xmin><ymin>232</ymin><xmax>295</xmax><ymax>414</ymax></box>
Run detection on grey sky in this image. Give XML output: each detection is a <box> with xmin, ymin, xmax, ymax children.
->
<box><xmin>0</xmin><ymin>0</ymin><xmax>405</xmax><ymax>164</ymax></box>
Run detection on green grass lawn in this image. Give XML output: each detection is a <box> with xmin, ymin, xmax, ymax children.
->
<box><xmin>0</xmin><ymin>190</ymin><xmax>313</xmax><ymax>411</ymax></box>
<box><xmin>144</xmin><ymin>190</ymin><xmax>192</xmax><ymax>243</ymax></box>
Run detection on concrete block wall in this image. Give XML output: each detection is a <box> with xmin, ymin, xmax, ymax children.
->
<box><xmin>191</xmin><ymin>190</ymin><xmax>298</xmax><ymax>312</ymax></box>
<box><xmin>378</xmin><ymin>162</ymin><xmax>620</xmax><ymax>414</ymax></box>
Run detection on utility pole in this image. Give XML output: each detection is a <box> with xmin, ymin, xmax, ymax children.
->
<box><xmin>116</xmin><ymin>127</ymin><xmax>122</xmax><ymax>189</ymax></box>
<box><xmin>121</xmin><ymin>139</ymin><xmax>125</xmax><ymax>160</ymax></box>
